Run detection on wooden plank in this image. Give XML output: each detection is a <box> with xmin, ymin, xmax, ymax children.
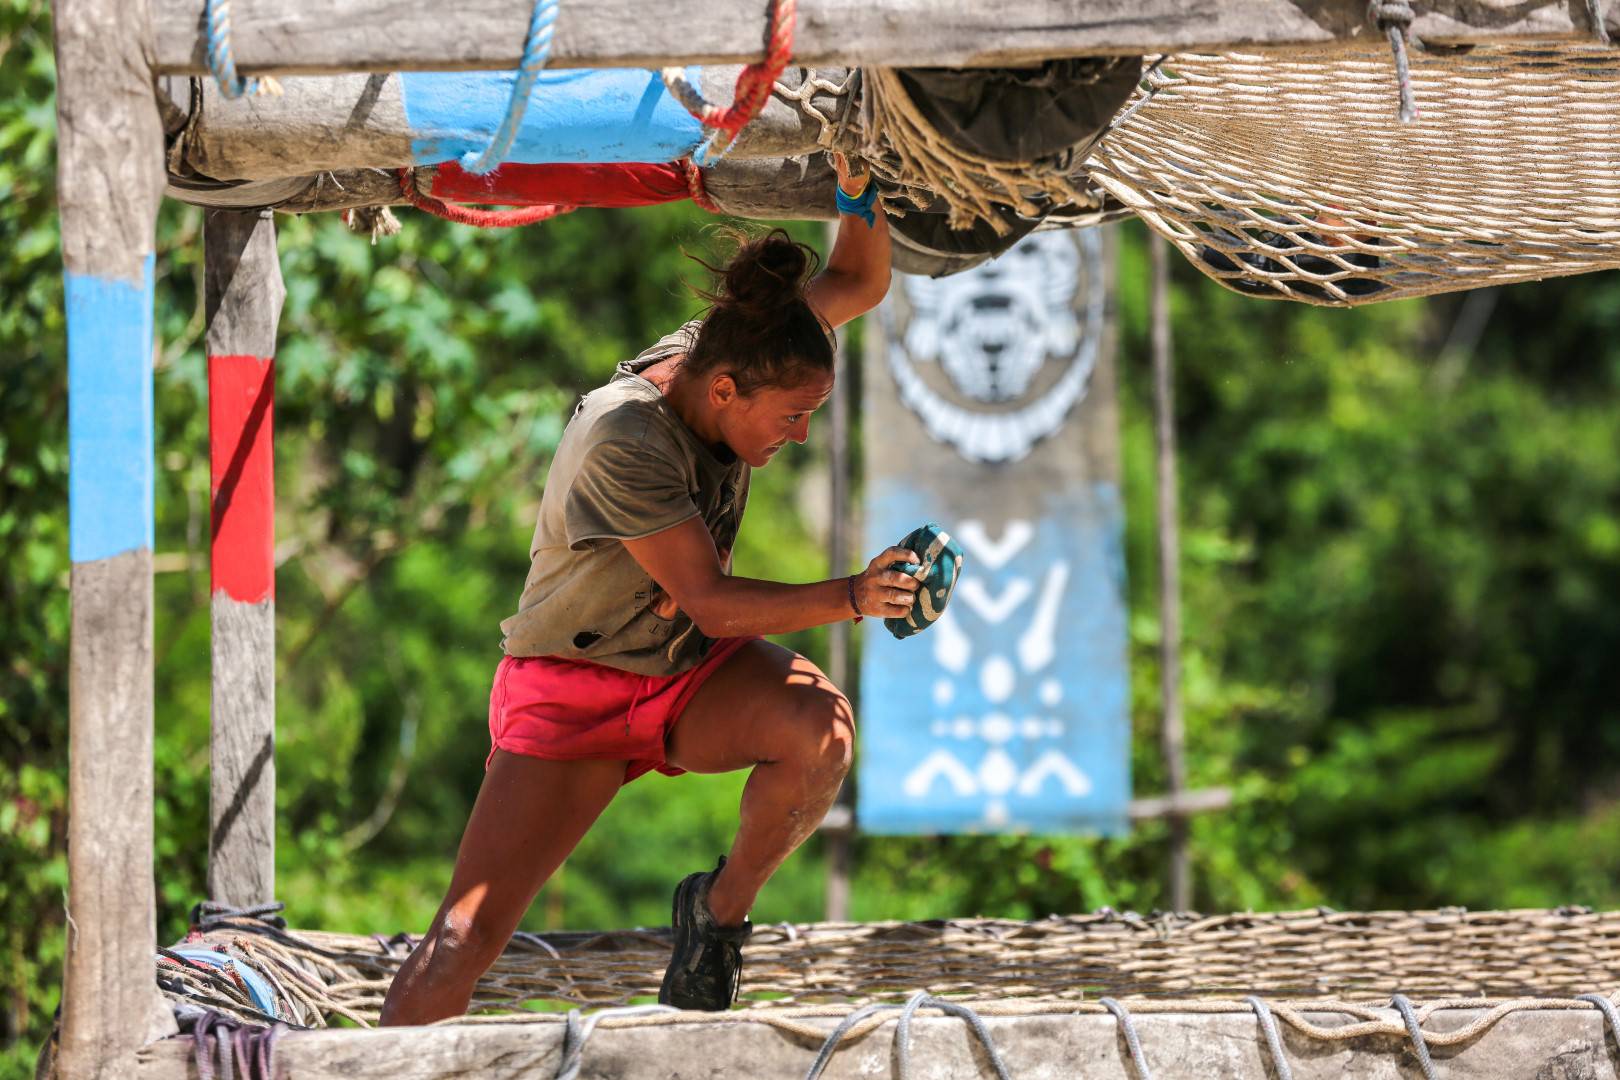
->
<box><xmin>205</xmin><ymin>210</ymin><xmax>283</xmax><ymax>908</ymax></box>
<box><xmin>151</xmin><ymin>0</ymin><xmax>1618</xmax><ymax>77</ymax></box>
<box><xmin>132</xmin><ymin>1004</ymin><xmax>1620</xmax><ymax>1078</ymax></box>
<box><xmin>53</xmin><ymin>0</ymin><xmax>174</xmax><ymax>1073</ymax></box>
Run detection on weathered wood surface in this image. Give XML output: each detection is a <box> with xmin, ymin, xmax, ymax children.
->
<box><xmin>132</xmin><ymin>1005</ymin><xmax>1620</xmax><ymax>1078</ymax></box>
<box><xmin>152</xmin><ymin>0</ymin><xmax>1620</xmax><ymax>76</ymax></box>
<box><xmin>703</xmin><ymin>156</ymin><xmax>839</xmax><ymax>220</ymax></box>
<box><xmin>54</xmin><ymin>0</ymin><xmax>174</xmax><ymax>1074</ymax></box>
<box><xmin>64</xmin><ymin>557</ymin><xmax>178</xmax><ymax>1080</ymax></box>
<box><xmin>205</xmin><ymin>210</ymin><xmax>283</xmax><ymax>355</ymax></box>
<box><xmin>204</xmin><ymin>210</ymin><xmax>282</xmax><ymax>908</ymax></box>
<box><xmin>165</xmin><ymin>67</ymin><xmax>836</xmax><ymax>182</ymax></box>
<box><xmin>1150</xmin><ymin>232</ymin><xmax>1190</xmax><ymax>910</ymax></box>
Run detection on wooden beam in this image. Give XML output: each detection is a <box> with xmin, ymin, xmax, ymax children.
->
<box><xmin>1127</xmin><ymin>786</ymin><xmax>1231</xmax><ymax>821</ymax></box>
<box><xmin>152</xmin><ymin>0</ymin><xmax>1618</xmax><ymax>77</ymax></box>
<box><xmin>204</xmin><ymin>210</ymin><xmax>283</xmax><ymax>908</ymax></box>
<box><xmin>52</xmin><ymin>0</ymin><xmax>175</xmax><ymax>1074</ymax></box>
<box><xmin>132</xmin><ymin>1003</ymin><xmax>1620</xmax><ymax>1078</ymax></box>
<box><xmin>166</xmin><ymin>159</ymin><xmax>841</xmax><ymax>227</ymax></box>
<box><xmin>1150</xmin><ymin>233</ymin><xmax>1190</xmax><ymax>911</ymax></box>
<box><xmin>163</xmin><ymin>68</ymin><xmax>833</xmax><ymax>185</ymax></box>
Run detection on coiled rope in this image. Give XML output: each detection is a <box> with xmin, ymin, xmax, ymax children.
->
<box><xmin>681</xmin><ymin>158</ymin><xmax>722</xmax><ymax>214</ymax></box>
<box><xmin>203</xmin><ymin>0</ymin><xmax>281</xmax><ymax>99</ymax></box>
<box><xmin>661</xmin><ymin>0</ymin><xmax>797</xmax><ymax>165</ymax></box>
<box><xmin>396</xmin><ymin>168</ymin><xmax>573</xmax><ymax>228</ymax></box>
<box><xmin>461</xmin><ymin>0</ymin><xmax>561</xmax><ymax>175</ymax></box>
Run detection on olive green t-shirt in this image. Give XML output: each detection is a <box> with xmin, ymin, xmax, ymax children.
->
<box><xmin>499</xmin><ymin>322</ymin><xmax>750</xmax><ymax>675</ymax></box>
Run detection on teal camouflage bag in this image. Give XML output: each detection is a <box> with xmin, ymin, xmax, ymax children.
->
<box><xmin>885</xmin><ymin>522</ymin><xmax>965</xmax><ymax>640</ymax></box>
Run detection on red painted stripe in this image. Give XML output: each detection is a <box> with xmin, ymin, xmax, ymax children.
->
<box><xmin>209</xmin><ymin>354</ymin><xmax>275</xmax><ymax>603</ymax></box>
<box><xmin>429</xmin><ymin>161</ymin><xmax>691</xmax><ymax>208</ymax></box>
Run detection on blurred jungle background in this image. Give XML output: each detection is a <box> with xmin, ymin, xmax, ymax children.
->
<box><xmin>5</xmin><ymin>1</ymin><xmax>1620</xmax><ymax>1074</ymax></box>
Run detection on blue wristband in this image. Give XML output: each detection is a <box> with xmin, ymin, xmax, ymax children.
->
<box><xmin>835</xmin><ymin>179</ymin><xmax>879</xmax><ymax>228</ymax></box>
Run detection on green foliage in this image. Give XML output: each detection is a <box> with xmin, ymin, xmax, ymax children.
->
<box><xmin>7</xmin><ymin>0</ymin><xmax>1620</xmax><ymax>1072</ymax></box>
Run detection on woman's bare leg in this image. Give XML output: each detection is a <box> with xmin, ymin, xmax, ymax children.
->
<box><xmin>664</xmin><ymin>640</ymin><xmax>854</xmax><ymax>926</ymax></box>
<box><xmin>379</xmin><ymin>751</ymin><xmax>626</xmax><ymax>1025</ymax></box>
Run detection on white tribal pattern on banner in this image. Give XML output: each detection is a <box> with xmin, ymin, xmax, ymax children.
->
<box><xmin>860</xmin><ymin>229</ymin><xmax>1130</xmax><ymax>835</ymax></box>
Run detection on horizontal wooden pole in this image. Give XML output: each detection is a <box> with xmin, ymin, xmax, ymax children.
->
<box><xmin>161</xmin><ymin>68</ymin><xmax>833</xmax><ymax>185</ymax></box>
<box><xmin>134</xmin><ymin>1004</ymin><xmax>1620</xmax><ymax>1078</ymax></box>
<box><xmin>153</xmin><ymin>0</ymin><xmax>1616</xmax><ymax>77</ymax></box>
<box><xmin>1128</xmin><ymin>786</ymin><xmax>1232</xmax><ymax>821</ymax></box>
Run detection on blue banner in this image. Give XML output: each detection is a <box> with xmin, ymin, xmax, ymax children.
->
<box><xmin>857</xmin><ymin>230</ymin><xmax>1129</xmax><ymax>834</ymax></box>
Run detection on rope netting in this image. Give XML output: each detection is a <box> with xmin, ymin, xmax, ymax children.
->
<box><xmin>157</xmin><ymin>905</ymin><xmax>1620</xmax><ymax>1029</ymax></box>
<box><xmin>1087</xmin><ymin>43</ymin><xmax>1620</xmax><ymax>307</ymax></box>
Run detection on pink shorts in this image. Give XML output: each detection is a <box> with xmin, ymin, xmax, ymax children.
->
<box><xmin>487</xmin><ymin>637</ymin><xmax>756</xmax><ymax>783</ymax></box>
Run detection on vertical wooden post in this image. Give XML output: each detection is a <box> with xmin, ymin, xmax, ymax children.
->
<box><xmin>205</xmin><ymin>210</ymin><xmax>283</xmax><ymax>906</ymax></box>
<box><xmin>1150</xmin><ymin>234</ymin><xmax>1190</xmax><ymax>912</ymax></box>
<box><xmin>52</xmin><ymin>0</ymin><xmax>174</xmax><ymax>1074</ymax></box>
<box><xmin>824</xmin><ymin>314</ymin><xmax>854</xmax><ymax>922</ymax></box>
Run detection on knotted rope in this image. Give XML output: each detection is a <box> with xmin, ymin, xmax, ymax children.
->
<box><xmin>191</xmin><ymin>901</ymin><xmax>287</xmax><ymax>933</ymax></box>
<box><xmin>396</xmin><ymin>168</ymin><xmax>574</xmax><ymax>228</ymax></box>
<box><xmin>174</xmin><ymin>1005</ymin><xmax>287</xmax><ymax>1080</ymax></box>
<box><xmin>1368</xmin><ymin>0</ymin><xmax>1417</xmax><ymax>122</ymax></box>
<box><xmin>342</xmin><ymin>205</ymin><xmax>403</xmax><ymax>244</ymax></box>
<box><xmin>680</xmin><ymin>158</ymin><xmax>721</xmax><ymax>214</ymax></box>
<box><xmin>461</xmin><ymin>0</ymin><xmax>560</xmax><ymax>175</ymax></box>
<box><xmin>204</xmin><ymin>0</ymin><xmax>281</xmax><ymax>99</ymax></box>
<box><xmin>661</xmin><ymin>0</ymin><xmax>797</xmax><ymax>164</ymax></box>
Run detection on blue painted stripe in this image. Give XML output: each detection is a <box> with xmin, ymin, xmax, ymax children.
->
<box><xmin>67</xmin><ymin>257</ymin><xmax>155</xmax><ymax>564</ymax></box>
<box><xmin>402</xmin><ymin>67</ymin><xmax>704</xmax><ymax>165</ymax></box>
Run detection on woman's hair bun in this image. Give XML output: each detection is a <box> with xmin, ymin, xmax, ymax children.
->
<box><xmin>717</xmin><ymin>228</ymin><xmax>815</xmax><ymax>318</ymax></box>
<box><xmin>683</xmin><ymin>225</ymin><xmax>835</xmax><ymax>395</ymax></box>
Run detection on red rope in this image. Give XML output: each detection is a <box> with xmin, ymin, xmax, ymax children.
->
<box><xmin>682</xmin><ymin>158</ymin><xmax>721</xmax><ymax>214</ymax></box>
<box><xmin>395</xmin><ymin>168</ymin><xmax>574</xmax><ymax>229</ymax></box>
<box><xmin>682</xmin><ymin>0</ymin><xmax>797</xmax><ymax>137</ymax></box>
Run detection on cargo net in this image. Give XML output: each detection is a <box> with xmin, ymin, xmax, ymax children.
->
<box><xmin>1085</xmin><ymin>43</ymin><xmax>1620</xmax><ymax>306</ymax></box>
<box><xmin>159</xmin><ymin>906</ymin><xmax>1620</xmax><ymax>1027</ymax></box>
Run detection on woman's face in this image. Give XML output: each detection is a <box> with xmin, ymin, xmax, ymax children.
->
<box><xmin>712</xmin><ymin>368</ymin><xmax>835</xmax><ymax>468</ymax></box>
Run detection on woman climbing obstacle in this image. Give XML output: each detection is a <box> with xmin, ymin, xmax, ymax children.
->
<box><xmin>380</xmin><ymin>154</ymin><xmax>917</xmax><ymax>1022</ymax></box>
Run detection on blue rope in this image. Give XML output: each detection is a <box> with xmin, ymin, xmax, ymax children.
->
<box><xmin>692</xmin><ymin>126</ymin><xmax>747</xmax><ymax>169</ymax></box>
<box><xmin>461</xmin><ymin>0</ymin><xmax>560</xmax><ymax>175</ymax></box>
<box><xmin>204</xmin><ymin>0</ymin><xmax>262</xmax><ymax>99</ymax></box>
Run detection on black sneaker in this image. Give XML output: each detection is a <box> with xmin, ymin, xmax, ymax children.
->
<box><xmin>658</xmin><ymin>856</ymin><xmax>751</xmax><ymax>1011</ymax></box>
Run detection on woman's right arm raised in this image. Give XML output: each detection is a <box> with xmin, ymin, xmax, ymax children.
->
<box><xmin>622</xmin><ymin>518</ymin><xmax>920</xmax><ymax>639</ymax></box>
